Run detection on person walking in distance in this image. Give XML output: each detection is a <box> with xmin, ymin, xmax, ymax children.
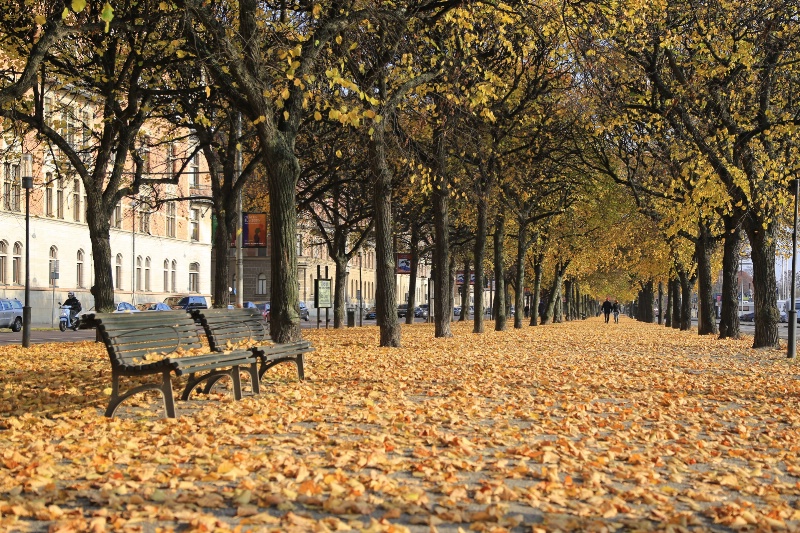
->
<box><xmin>612</xmin><ymin>300</ymin><xmax>621</xmax><ymax>323</ymax></box>
<box><xmin>601</xmin><ymin>297</ymin><xmax>613</xmax><ymax>323</ymax></box>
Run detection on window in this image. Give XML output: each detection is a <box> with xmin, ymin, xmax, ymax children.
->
<box><xmin>45</xmin><ymin>173</ymin><xmax>53</xmax><ymax>216</ymax></box>
<box><xmin>166</xmin><ymin>142</ymin><xmax>176</xmax><ymax>177</ymax></box>
<box><xmin>189</xmin><ymin>262</ymin><xmax>199</xmax><ymax>292</ymax></box>
<box><xmin>166</xmin><ymin>202</ymin><xmax>176</xmax><ymax>238</ymax></box>
<box><xmin>115</xmin><ymin>254</ymin><xmax>123</xmax><ymax>290</ymax></box>
<box><xmin>145</xmin><ymin>257</ymin><xmax>151</xmax><ymax>291</ymax></box>
<box><xmin>296</xmin><ymin>235</ymin><xmax>303</xmax><ymax>256</ymax></box>
<box><xmin>44</xmin><ymin>97</ymin><xmax>52</xmax><ymax>126</ymax></box>
<box><xmin>111</xmin><ymin>203</ymin><xmax>122</xmax><ymax>228</ymax></box>
<box><xmin>136</xmin><ymin>256</ymin><xmax>142</xmax><ymax>290</ymax></box>
<box><xmin>63</xmin><ymin>107</ymin><xmax>76</xmax><ymax>148</ymax></box>
<box><xmin>76</xmin><ymin>249</ymin><xmax>84</xmax><ymax>288</ymax></box>
<box><xmin>140</xmin><ymin>136</ymin><xmax>151</xmax><ymax>177</ymax></box>
<box><xmin>190</xmin><ymin>208</ymin><xmax>199</xmax><ymax>241</ymax></box>
<box><xmin>49</xmin><ymin>246</ymin><xmax>58</xmax><ymax>287</ymax></box>
<box><xmin>138</xmin><ymin>209</ymin><xmax>150</xmax><ymax>234</ymax></box>
<box><xmin>12</xmin><ymin>243</ymin><xmax>21</xmax><ymax>284</ymax></box>
<box><xmin>0</xmin><ymin>241</ymin><xmax>6</xmax><ymax>284</ymax></box>
<box><xmin>73</xmin><ymin>179</ymin><xmax>81</xmax><ymax>222</ymax></box>
<box><xmin>189</xmin><ymin>151</ymin><xmax>199</xmax><ymax>188</ymax></box>
<box><xmin>3</xmin><ymin>162</ymin><xmax>20</xmax><ymax>212</ymax></box>
<box><xmin>171</xmin><ymin>260</ymin><xmax>177</xmax><ymax>292</ymax></box>
<box><xmin>256</xmin><ymin>273</ymin><xmax>267</xmax><ymax>295</ymax></box>
<box><xmin>163</xmin><ymin>260</ymin><xmax>169</xmax><ymax>292</ymax></box>
<box><xmin>56</xmin><ymin>176</ymin><xmax>64</xmax><ymax>219</ymax></box>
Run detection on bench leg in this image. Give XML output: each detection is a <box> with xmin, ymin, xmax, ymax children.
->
<box><xmin>161</xmin><ymin>370</ymin><xmax>177</xmax><ymax>418</ymax></box>
<box><xmin>296</xmin><ymin>353</ymin><xmax>305</xmax><ymax>381</ymax></box>
<box><xmin>104</xmin><ymin>370</ymin><xmax>177</xmax><ymax>418</ymax></box>
<box><xmin>231</xmin><ymin>365</ymin><xmax>242</xmax><ymax>401</ymax></box>
<box><xmin>249</xmin><ymin>361</ymin><xmax>260</xmax><ymax>394</ymax></box>
<box><xmin>182</xmin><ymin>368</ymin><xmax>244</xmax><ymax>401</ymax></box>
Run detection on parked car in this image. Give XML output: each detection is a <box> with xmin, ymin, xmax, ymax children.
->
<box><xmin>136</xmin><ymin>302</ymin><xmax>171</xmax><ymax>311</ymax></box>
<box><xmin>414</xmin><ymin>305</ymin><xmax>428</xmax><ymax>318</ymax></box>
<box><xmin>299</xmin><ymin>301</ymin><xmax>309</xmax><ymax>321</ymax></box>
<box><xmin>739</xmin><ymin>311</ymin><xmax>756</xmax><ymax>322</ymax></box>
<box><xmin>365</xmin><ymin>307</ymin><xmax>377</xmax><ymax>319</ymax></box>
<box><xmin>164</xmin><ymin>295</ymin><xmax>208</xmax><ymax>311</ymax></box>
<box><xmin>113</xmin><ymin>301</ymin><xmax>140</xmax><ymax>313</ymax></box>
<box><xmin>0</xmin><ymin>298</ymin><xmax>23</xmax><ymax>332</ymax></box>
<box><xmin>397</xmin><ymin>304</ymin><xmax>408</xmax><ymax>318</ymax></box>
<box><xmin>453</xmin><ymin>306</ymin><xmax>462</xmax><ymax>316</ymax></box>
<box><xmin>242</xmin><ymin>301</ymin><xmax>258</xmax><ymax>309</ymax></box>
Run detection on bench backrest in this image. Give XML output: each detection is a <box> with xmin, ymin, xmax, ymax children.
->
<box><xmin>191</xmin><ymin>308</ymin><xmax>269</xmax><ymax>352</ymax></box>
<box><xmin>88</xmin><ymin>311</ymin><xmax>203</xmax><ymax>367</ymax></box>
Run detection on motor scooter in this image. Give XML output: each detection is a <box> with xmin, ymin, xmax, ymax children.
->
<box><xmin>58</xmin><ymin>304</ymin><xmax>82</xmax><ymax>331</ymax></box>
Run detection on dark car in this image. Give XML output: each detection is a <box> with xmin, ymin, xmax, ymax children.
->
<box><xmin>739</xmin><ymin>312</ymin><xmax>755</xmax><ymax>322</ymax></box>
<box><xmin>414</xmin><ymin>305</ymin><xmax>428</xmax><ymax>318</ymax></box>
<box><xmin>365</xmin><ymin>307</ymin><xmax>377</xmax><ymax>319</ymax></box>
<box><xmin>397</xmin><ymin>304</ymin><xmax>408</xmax><ymax>318</ymax></box>
<box><xmin>164</xmin><ymin>295</ymin><xmax>208</xmax><ymax>311</ymax></box>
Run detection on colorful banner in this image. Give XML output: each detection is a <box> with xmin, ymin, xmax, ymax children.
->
<box><xmin>396</xmin><ymin>253</ymin><xmax>412</xmax><ymax>274</ymax></box>
<box><xmin>455</xmin><ymin>271</ymin><xmax>476</xmax><ymax>285</ymax></box>
<box><xmin>230</xmin><ymin>213</ymin><xmax>267</xmax><ymax>248</ymax></box>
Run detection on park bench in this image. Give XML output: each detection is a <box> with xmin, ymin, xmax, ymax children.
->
<box><xmin>191</xmin><ymin>308</ymin><xmax>312</xmax><ymax>382</ymax></box>
<box><xmin>88</xmin><ymin>311</ymin><xmax>259</xmax><ymax>418</ymax></box>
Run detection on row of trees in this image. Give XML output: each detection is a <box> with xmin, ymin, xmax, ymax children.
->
<box><xmin>1</xmin><ymin>0</ymin><xmax>797</xmax><ymax>348</ymax></box>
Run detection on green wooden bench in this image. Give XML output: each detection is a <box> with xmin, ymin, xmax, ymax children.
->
<box><xmin>88</xmin><ymin>311</ymin><xmax>259</xmax><ymax>418</ymax></box>
<box><xmin>191</xmin><ymin>308</ymin><xmax>312</xmax><ymax>381</ymax></box>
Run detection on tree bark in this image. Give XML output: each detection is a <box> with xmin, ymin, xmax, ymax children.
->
<box><xmin>671</xmin><ymin>278</ymin><xmax>681</xmax><ymax>330</ymax></box>
<box><xmin>87</xmin><ymin>217</ymin><xmax>115</xmax><ymax>313</ymax></box>
<box><xmin>432</xmin><ymin>126</ymin><xmax>452</xmax><ymax>338</ymax></box>
<box><xmin>369</xmin><ymin>131</ymin><xmax>400</xmax><ymax>347</ymax></box>
<box><xmin>529</xmin><ymin>257</ymin><xmax>542</xmax><ymax>326</ymax></box>
<box><xmin>473</xmin><ymin>198</ymin><xmax>487</xmax><ymax>334</ymax></box>
<box><xmin>744</xmin><ymin>219</ymin><xmax>779</xmax><ymax>348</ymax></box>
<box><xmin>493</xmin><ymin>214</ymin><xmax>507</xmax><ymax>331</ymax></box>
<box><xmin>406</xmin><ymin>226</ymin><xmax>420</xmax><ymax>325</ymax></box>
<box><xmin>665</xmin><ymin>279</ymin><xmax>672</xmax><ymax>328</ymax></box>
<box><xmin>657</xmin><ymin>281</ymin><xmax>664</xmax><ymax>325</ymax></box>
<box><xmin>678</xmin><ymin>270</ymin><xmax>693</xmax><ymax>331</ymax></box>
<box><xmin>514</xmin><ymin>223</ymin><xmax>527</xmax><ymax>329</ymax></box>
<box><xmin>459</xmin><ymin>258</ymin><xmax>470</xmax><ymax>322</ymax></box>
<box><xmin>333</xmin><ymin>255</ymin><xmax>348</xmax><ymax>328</ymax></box>
<box><xmin>695</xmin><ymin>221</ymin><xmax>718</xmax><ymax>335</ymax></box>
<box><xmin>212</xmin><ymin>215</ymin><xmax>232</xmax><ymax>308</ymax></box>
<box><xmin>718</xmin><ymin>225</ymin><xmax>742</xmax><ymax>339</ymax></box>
<box><xmin>563</xmin><ymin>279</ymin><xmax>572</xmax><ymax>322</ymax></box>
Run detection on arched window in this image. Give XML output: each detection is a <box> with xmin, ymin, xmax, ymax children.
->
<box><xmin>115</xmin><ymin>254</ymin><xmax>123</xmax><ymax>290</ymax></box>
<box><xmin>189</xmin><ymin>262</ymin><xmax>199</xmax><ymax>293</ymax></box>
<box><xmin>171</xmin><ymin>260</ymin><xmax>177</xmax><ymax>292</ymax></box>
<box><xmin>49</xmin><ymin>246</ymin><xmax>58</xmax><ymax>287</ymax></box>
<box><xmin>0</xmin><ymin>241</ymin><xmax>6</xmax><ymax>285</ymax></box>
<box><xmin>12</xmin><ymin>243</ymin><xmax>21</xmax><ymax>285</ymax></box>
<box><xmin>76</xmin><ymin>249</ymin><xmax>84</xmax><ymax>288</ymax></box>
<box><xmin>145</xmin><ymin>257</ymin><xmax>151</xmax><ymax>291</ymax></box>
<box><xmin>256</xmin><ymin>273</ymin><xmax>267</xmax><ymax>295</ymax></box>
<box><xmin>163</xmin><ymin>260</ymin><xmax>169</xmax><ymax>292</ymax></box>
<box><xmin>136</xmin><ymin>256</ymin><xmax>142</xmax><ymax>290</ymax></box>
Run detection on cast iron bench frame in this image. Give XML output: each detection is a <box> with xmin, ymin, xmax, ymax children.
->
<box><xmin>191</xmin><ymin>308</ymin><xmax>312</xmax><ymax>381</ymax></box>
<box><xmin>88</xmin><ymin>311</ymin><xmax>259</xmax><ymax>418</ymax></box>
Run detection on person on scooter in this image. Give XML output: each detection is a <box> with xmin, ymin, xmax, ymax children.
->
<box><xmin>64</xmin><ymin>292</ymin><xmax>82</xmax><ymax>327</ymax></box>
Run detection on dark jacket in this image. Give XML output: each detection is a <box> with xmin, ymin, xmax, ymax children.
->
<box><xmin>601</xmin><ymin>300</ymin><xmax>613</xmax><ymax>313</ymax></box>
<box><xmin>64</xmin><ymin>296</ymin><xmax>82</xmax><ymax>313</ymax></box>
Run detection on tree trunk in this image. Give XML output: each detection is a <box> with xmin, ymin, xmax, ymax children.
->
<box><xmin>459</xmin><ymin>258</ymin><xmax>470</xmax><ymax>322</ymax></box>
<box><xmin>473</xmin><ymin>198</ymin><xmax>487</xmax><ymax>334</ymax></box>
<box><xmin>432</xmin><ymin>128</ymin><xmax>452</xmax><ymax>338</ymax></box>
<box><xmin>529</xmin><ymin>258</ymin><xmax>542</xmax><ymax>326</ymax></box>
<box><xmin>696</xmin><ymin>221</ymin><xmax>718</xmax><ymax>335</ymax></box>
<box><xmin>514</xmin><ymin>222</ymin><xmax>527</xmax><ymax>329</ymax></box>
<box><xmin>369</xmin><ymin>131</ymin><xmax>400</xmax><ymax>347</ymax></box>
<box><xmin>543</xmin><ymin>261</ymin><xmax>568</xmax><ymax>324</ymax></box>
<box><xmin>657</xmin><ymin>281</ymin><xmax>664</xmax><ymax>325</ymax></box>
<box><xmin>448</xmin><ymin>253</ymin><xmax>457</xmax><ymax>322</ymax></box>
<box><xmin>640</xmin><ymin>280</ymin><xmax>654</xmax><ymax>323</ymax></box>
<box><xmin>333</xmin><ymin>255</ymin><xmax>348</xmax><ymax>328</ymax></box>
<box><xmin>493</xmin><ymin>214</ymin><xmax>507</xmax><ymax>331</ymax></box>
<box><xmin>212</xmin><ymin>214</ymin><xmax>232</xmax><ymax>308</ymax></box>
<box><xmin>678</xmin><ymin>270</ymin><xmax>693</xmax><ymax>331</ymax></box>
<box><xmin>718</xmin><ymin>225</ymin><xmax>742</xmax><ymax>339</ymax></box>
<box><xmin>563</xmin><ymin>279</ymin><xmax>572</xmax><ymax>322</ymax></box>
<box><xmin>88</xmin><ymin>218</ymin><xmax>115</xmax><ymax>313</ymax></box>
<box><xmin>266</xmin><ymin>147</ymin><xmax>301</xmax><ymax>343</ymax></box>
<box><xmin>671</xmin><ymin>278</ymin><xmax>681</xmax><ymax>330</ymax></box>
<box><xmin>744</xmin><ymin>219</ymin><xmax>779</xmax><ymax>349</ymax></box>
<box><xmin>553</xmin><ymin>283</ymin><xmax>563</xmax><ymax>323</ymax></box>
<box><xmin>665</xmin><ymin>279</ymin><xmax>672</xmax><ymax>328</ymax></box>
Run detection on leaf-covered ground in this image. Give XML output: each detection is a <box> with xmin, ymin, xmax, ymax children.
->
<box><xmin>2</xmin><ymin>317</ymin><xmax>800</xmax><ymax>532</ymax></box>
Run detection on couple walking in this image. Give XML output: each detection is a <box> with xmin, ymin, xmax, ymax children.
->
<box><xmin>601</xmin><ymin>298</ymin><xmax>620</xmax><ymax>323</ymax></box>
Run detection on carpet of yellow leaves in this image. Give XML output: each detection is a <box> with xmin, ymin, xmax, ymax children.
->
<box><xmin>2</xmin><ymin>318</ymin><xmax>800</xmax><ymax>532</ymax></box>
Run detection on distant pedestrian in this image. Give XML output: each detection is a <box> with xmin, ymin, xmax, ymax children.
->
<box><xmin>601</xmin><ymin>298</ymin><xmax>613</xmax><ymax>323</ymax></box>
<box><xmin>612</xmin><ymin>300</ymin><xmax>620</xmax><ymax>323</ymax></box>
<box><xmin>524</xmin><ymin>305</ymin><xmax>530</xmax><ymax>318</ymax></box>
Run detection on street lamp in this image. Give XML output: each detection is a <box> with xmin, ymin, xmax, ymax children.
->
<box><xmin>358</xmin><ymin>251</ymin><xmax>363</xmax><ymax>326</ymax></box>
<box><xmin>20</xmin><ymin>154</ymin><xmax>33</xmax><ymax>348</ymax></box>
<box><xmin>788</xmin><ymin>178</ymin><xmax>798</xmax><ymax>358</ymax></box>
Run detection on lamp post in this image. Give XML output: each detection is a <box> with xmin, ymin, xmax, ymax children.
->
<box><xmin>20</xmin><ymin>154</ymin><xmax>33</xmax><ymax>348</ymax></box>
<box><xmin>788</xmin><ymin>178</ymin><xmax>798</xmax><ymax>358</ymax></box>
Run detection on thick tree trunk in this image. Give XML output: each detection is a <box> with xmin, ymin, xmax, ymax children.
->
<box><xmin>514</xmin><ymin>223</ymin><xmax>527</xmax><ymax>329</ymax></box>
<box><xmin>678</xmin><ymin>271</ymin><xmax>693</xmax><ymax>331</ymax></box>
<box><xmin>333</xmin><ymin>256</ymin><xmax>348</xmax><ymax>328</ymax></box>
<box><xmin>718</xmin><ymin>225</ymin><xmax>742</xmax><ymax>339</ymax></box>
<box><xmin>459</xmin><ymin>258</ymin><xmax>470</xmax><ymax>322</ymax></box>
<box><xmin>493</xmin><ymin>214</ymin><xmax>507</xmax><ymax>331</ymax></box>
<box><xmin>529</xmin><ymin>258</ymin><xmax>542</xmax><ymax>326</ymax></box>
<box><xmin>473</xmin><ymin>198</ymin><xmax>487</xmax><ymax>334</ymax></box>
<box><xmin>266</xmin><ymin>147</ymin><xmax>301</xmax><ymax>343</ymax></box>
<box><xmin>671</xmin><ymin>278</ymin><xmax>681</xmax><ymax>330</ymax></box>
<box><xmin>553</xmin><ymin>283</ymin><xmax>563</xmax><ymax>323</ymax></box>
<box><xmin>665</xmin><ymin>280</ymin><xmax>672</xmax><ymax>328</ymax></box>
<box><xmin>543</xmin><ymin>262</ymin><xmax>568</xmax><ymax>324</ymax></box>
<box><xmin>696</xmin><ymin>222</ymin><xmax>718</xmax><ymax>335</ymax></box>
<box><xmin>657</xmin><ymin>281</ymin><xmax>664</xmax><ymax>325</ymax></box>
<box><xmin>88</xmin><ymin>220</ymin><xmax>115</xmax><ymax>313</ymax></box>
<box><xmin>432</xmin><ymin>131</ymin><xmax>452</xmax><ymax>338</ymax></box>
<box><xmin>212</xmin><ymin>214</ymin><xmax>233</xmax><ymax>308</ymax></box>
<box><xmin>448</xmin><ymin>253</ymin><xmax>457</xmax><ymax>322</ymax></box>
<box><xmin>745</xmin><ymin>219</ymin><xmax>779</xmax><ymax>349</ymax></box>
<box><xmin>563</xmin><ymin>279</ymin><xmax>572</xmax><ymax>322</ymax></box>
<box><xmin>640</xmin><ymin>280</ymin><xmax>654</xmax><ymax>323</ymax></box>
<box><xmin>369</xmin><ymin>132</ymin><xmax>400</xmax><ymax>347</ymax></box>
